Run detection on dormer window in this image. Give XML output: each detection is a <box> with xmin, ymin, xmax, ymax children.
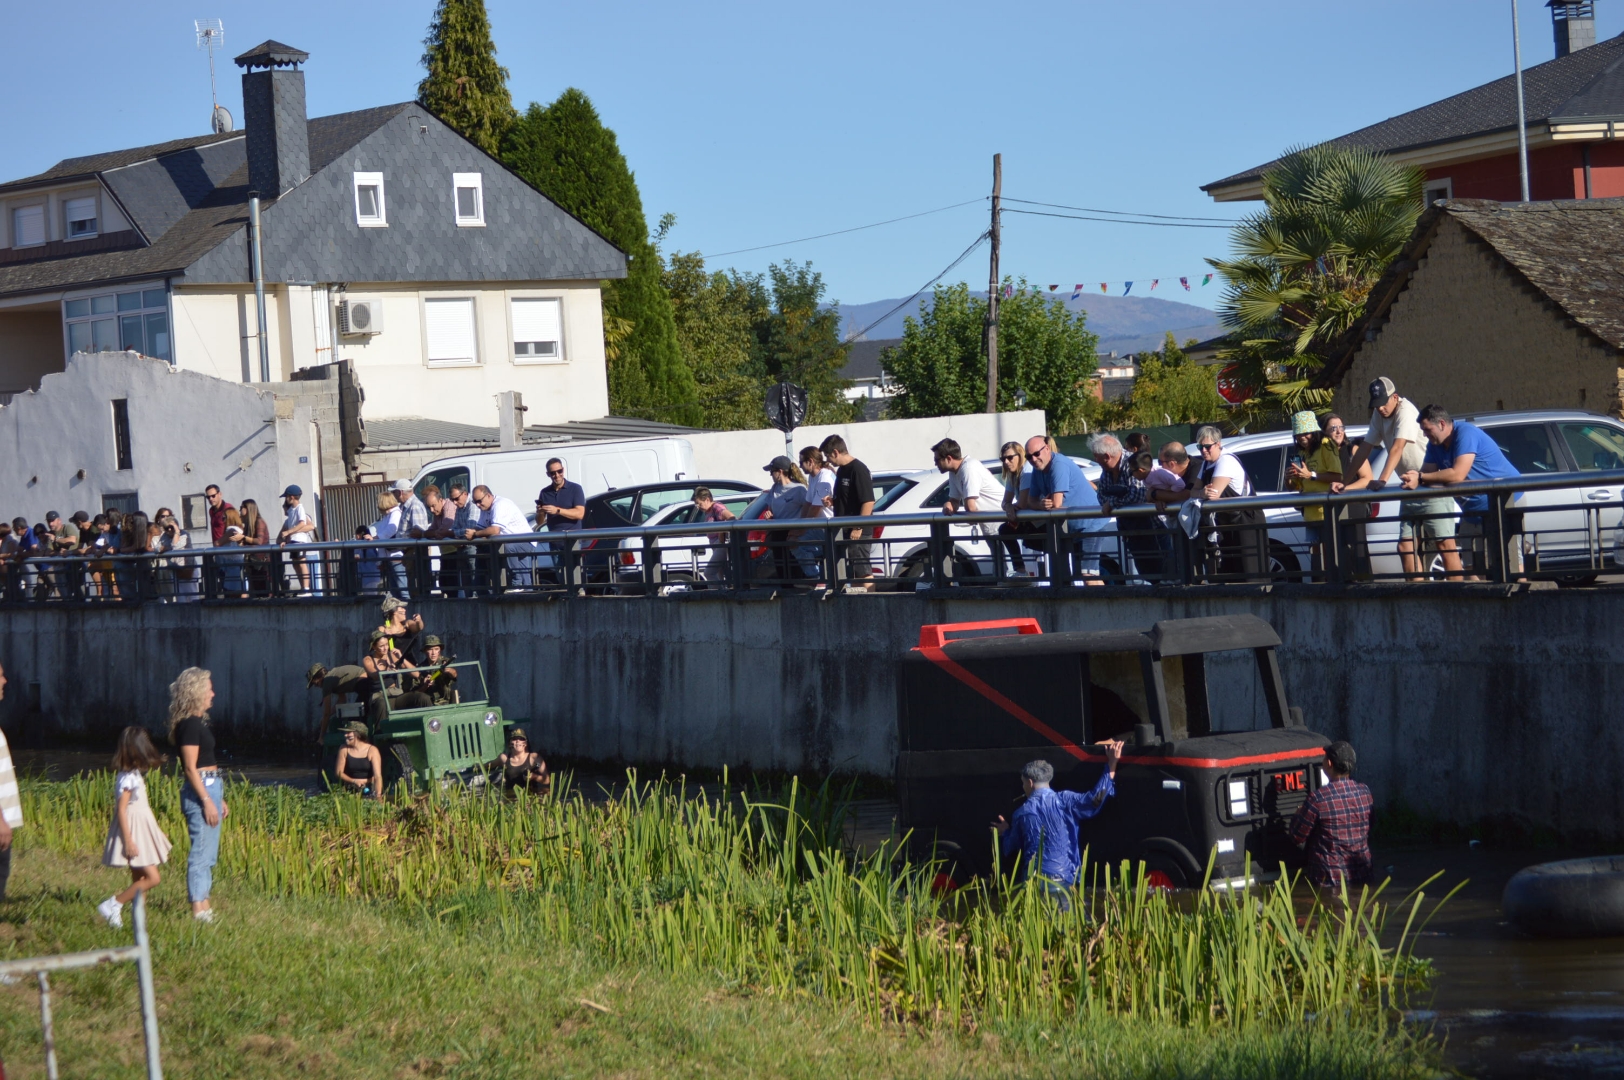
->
<box><xmin>12</xmin><ymin>205</ymin><xmax>44</xmax><ymax>248</ymax></box>
<box><xmin>453</xmin><ymin>172</ymin><xmax>484</xmax><ymax>226</ymax></box>
<box><xmin>65</xmin><ymin>196</ymin><xmax>98</xmax><ymax>239</ymax></box>
<box><xmin>353</xmin><ymin>172</ymin><xmax>386</xmax><ymax>227</ymax></box>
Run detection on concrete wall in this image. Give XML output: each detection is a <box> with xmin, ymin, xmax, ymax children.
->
<box><xmin>3</xmin><ymin>586</ymin><xmax>1623</xmax><ymax>841</ymax></box>
<box><xmin>0</xmin><ymin>307</ymin><xmax>65</xmax><ymax>394</ymax></box>
<box><xmin>1334</xmin><ymin>215</ymin><xmax>1624</xmax><ymax>419</ymax></box>
<box><xmin>685</xmin><ymin>409</ymin><xmax>1050</xmax><ymax>479</ymax></box>
<box><xmin>172</xmin><ymin>281</ymin><xmax>610</xmax><ymax>428</ymax></box>
<box><xmin>0</xmin><ymin>350</ymin><xmax>311</xmax><ymax>537</ymax></box>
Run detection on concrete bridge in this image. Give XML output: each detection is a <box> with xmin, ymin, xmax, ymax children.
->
<box><xmin>1</xmin><ymin>584</ymin><xmax>1619</xmax><ymax>842</ymax></box>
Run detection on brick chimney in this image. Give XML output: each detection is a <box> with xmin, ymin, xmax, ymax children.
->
<box><xmin>234</xmin><ymin>40</ymin><xmax>310</xmax><ymax>196</ymax></box>
<box><xmin>1550</xmin><ymin>1</ymin><xmax>1597</xmax><ymax>58</ymax></box>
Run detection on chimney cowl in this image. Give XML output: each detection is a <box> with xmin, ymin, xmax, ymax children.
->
<box><xmin>1548</xmin><ymin>1</ymin><xmax>1597</xmax><ymax>59</ymax></box>
<box><xmin>234</xmin><ymin>40</ymin><xmax>309</xmax><ymax>70</ymax></box>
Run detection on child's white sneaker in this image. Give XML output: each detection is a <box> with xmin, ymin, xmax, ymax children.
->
<box><xmin>193</xmin><ymin>909</ymin><xmax>215</xmax><ymax>924</ymax></box>
<box><xmin>96</xmin><ymin>896</ymin><xmax>123</xmax><ymax>928</ymax></box>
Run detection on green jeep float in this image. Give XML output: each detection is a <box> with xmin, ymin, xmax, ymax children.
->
<box><xmin>324</xmin><ymin>661</ymin><xmax>510</xmax><ymax>786</ymax></box>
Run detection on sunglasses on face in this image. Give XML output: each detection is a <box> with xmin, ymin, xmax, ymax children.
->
<box><xmin>1199</xmin><ymin>443</ymin><xmax>1218</xmax><ymax>451</ymax></box>
<box><xmin>1327</xmin><ymin>425</ymin><xmax>1345</xmax><ymax>432</ymax></box>
<box><xmin>547</xmin><ymin>469</ymin><xmax>563</xmax><ymax>477</ymax></box>
<box><xmin>1000</xmin><ymin>454</ymin><xmax>1019</xmax><ymax>461</ymax></box>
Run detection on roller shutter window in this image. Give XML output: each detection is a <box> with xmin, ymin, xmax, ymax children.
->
<box><xmin>424</xmin><ymin>297</ymin><xmax>478</xmax><ymax>367</ymax></box>
<box><xmin>12</xmin><ymin>205</ymin><xmax>44</xmax><ymax>247</ymax></box>
<box><xmin>511</xmin><ymin>297</ymin><xmax>562</xmax><ymax>362</ymax></box>
<box><xmin>65</xmin><ymin>196</ymin><xmax>97</xmax><ymax>238</ymax></box>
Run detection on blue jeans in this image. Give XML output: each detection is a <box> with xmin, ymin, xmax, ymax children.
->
<box><xmin>379</xmin><ymin>558</ymin><xmax>408</xmax><ymax>599</ymax></box>
<box><xmin>181</xmin><ymin>775</ymin><xmax>224</xmax><ymax>903</ymax></box>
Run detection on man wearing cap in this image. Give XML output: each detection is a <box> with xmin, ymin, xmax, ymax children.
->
<box><xmin>308</xmin><ymin>661</ymin><xmax>369</xmax><ymax>742</ymax></box>
<box><xmin>392</xmin><ymin>479</ymin><xmax>431</xmax><ymax>537</ymax></box>
<box><xmin>1340</xmin><ymin>377</ymin><xmax>1450</xmax><ymax>581</ymax></box>
<box><xmin>534</xmin><ymin>459</ymin><xmax>586</xmax><ymax>582</ymax></box>
<box><xmin>992</xmin><ymin>743</ymin><xmax>1124</xmax><ymax>907</ymax></box>
<box><xmin>278</xmin><ymin>485</ymin><xmax>320</xmax><ymax>595</ymax></box>
<box><xmin>1289</xmin><ymin>740</ymin><xmax>1373</xmax><ymax>892</ymax></box>
<box><xmin>759</xmin><ymin>455</ymin><xmax>810</xmax><ymax>583</ymax></box>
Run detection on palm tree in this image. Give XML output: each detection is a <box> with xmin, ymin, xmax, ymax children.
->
<box><xmin>1207</xmin><ymin>144</ymin><xmax>1424</xmax><ymax>426</ymax></box>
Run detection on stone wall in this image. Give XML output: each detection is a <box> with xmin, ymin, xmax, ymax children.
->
<box><xmin>3</xmin><ymin>585</ymin><xmax>1623</xmax><ymax>841</ymax></box>
<box><xmin>1333</xmin><ymin>216</ymin><xmax>1624</xmax><ymax>419</ymax></box>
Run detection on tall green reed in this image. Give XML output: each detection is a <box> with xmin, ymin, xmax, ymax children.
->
<box><xmin>24</xmin><ymin>769</ymin><xmax>1445</xmax><ymax>1031</ymax></box>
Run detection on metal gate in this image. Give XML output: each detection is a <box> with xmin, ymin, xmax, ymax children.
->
<box><xmin>322</xmin><ymin>481</ymin><xmax>390</xmax><ymax>544</ymax></box>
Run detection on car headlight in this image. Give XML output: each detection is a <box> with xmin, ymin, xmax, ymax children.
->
<box><xmin>483</xmin><ymin>711</ymin><xmax>498</xmax><ymax>726</ymax></box>
<box><xmin>428</xmin><ymin>718</ymin><xmax>441</xmax><ymax>733</ymax></box>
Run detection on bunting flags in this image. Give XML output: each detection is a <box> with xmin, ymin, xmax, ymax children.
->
<box><xmin>1180</xmin><ymin>277</ymin><xmax>1190</xmax><ymax>290</ymax></box>
<box><xmin>1122</xmin><ymin>281</ymin><xmax>1133</xmax><ymax>295</ymax></box>
<box><xmin>1007</xmin><ymin>272</ymin><xmax>1217</xmax><ymax>298</ymax></box>
<box><xmin>1048</xmin><ymin>284</ymin><xmax>1059</xmax><ymax>291</ymax></box>
<box><xmin>1002</xmin><ymin>283</ymin><xmax>1014</xmax><ymax>298</ymax></box>
<box><xmin>1150</xmin><ymin>279</ymin><xmax>1159</xmax><ymax>291</ymax></box>
<box><xmin>1071</xmin><ymin>284</ymin><xmax>1083</xmax><ymax>300</ymax></box>
<box><xmin>1202</xmin><ymin>273</ymin><xmax>1213</xmax><ymax>286</ymax></box>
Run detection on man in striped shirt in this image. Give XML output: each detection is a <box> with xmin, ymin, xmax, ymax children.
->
<box><xmin>0</xmin><ymin>663</ymin><xmax>21</xmax><ymax>900</ymax></box>
<box><xmin>1289</xmin><ymin>740</ymin><xmax>1373</xmax><ymax>890</ymax></box>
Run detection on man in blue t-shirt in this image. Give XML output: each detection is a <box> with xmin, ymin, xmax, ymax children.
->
<box><xmin>534</xmin><ymin>458</ymin><xmax>587</xmax><ymax>580</ymax></box>
<box><xmin>1404</xmin><ymin>404</ymin><xmax>1521</xmax><ymax>578</ymax></box>
<box><xmin>1021</xmin><ymin>436</ymin><xmax>1109</xmax><ymax>580</ymax></box>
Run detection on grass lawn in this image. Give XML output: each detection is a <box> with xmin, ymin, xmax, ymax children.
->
<box><xmin>0</xmin><ymin>846</ymin><xmax>1437</xmax><ymax>1080</ymax></box>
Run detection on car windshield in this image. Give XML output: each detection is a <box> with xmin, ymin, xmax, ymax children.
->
<box><xmin>377</xmin><ymin>661</ymin><xmax>487</xmax><ymax>709</ymax></box>
<box><xmin>872</xmin><ymin>477</ymin><xmax>917</xmax><ymax>512</ymax></box>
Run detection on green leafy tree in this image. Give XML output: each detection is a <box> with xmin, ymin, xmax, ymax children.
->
<box><xmin>882</xmin><ymin>280</ymin><xmax>1098</xmax><ymax>432</ymax></box>
<box><xmin>1123</xmin><ymin>333</ymin><xmax>1228</xmax><ymax>427</ymax></box>
<box><xmin>742</xmin><ymin>261</ymin><xmax>859</xmax><ymax>425</ymax></box>
<box><xmin>1207</xmin><ymin>144</ymin><xmax>1423</xmax><ymax>425</ymax></box>
<box><xmin>502</xmin><ymin>90</ymin><xmax>697</xmax><ymax>424</ymax></box>
<box><xmin>660</xmin><ymin>237</ymin><xmax>763</xmax><ymax>431</ymax></box>
<box><xmin>417</xmin><ymin>0</ymin><xmax>517</xmax><ymax>155</ymax></box>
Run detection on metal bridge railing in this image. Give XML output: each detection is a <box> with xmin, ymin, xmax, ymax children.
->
<box><xmin>3</xmin><ymin>469</ymin><xmax>1621</xmax><ymax>605</ymax></box>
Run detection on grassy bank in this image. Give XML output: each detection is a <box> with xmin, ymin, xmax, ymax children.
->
<box><xmin>0</xmin><ymin>773</ymin><xmax>1447</xmax><ymax>1077</ymax></box>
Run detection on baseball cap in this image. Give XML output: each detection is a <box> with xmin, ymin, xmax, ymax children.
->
<box><xmin>764</xmin><ymin>455</ymin><xmax>797</xmax><ymax>474</ymax></box>
<box><xmin>70</xmin><ymin>511</ymin><xmax>90</xmax><ymax>523</ymax></box>
<box><xmin>392</xmin><ymin>478</ymin><xmax>414</xmax><ymax>492</ymax></box>
<box><xmin>45</xmin><ymin>511</ymin><xmax>60</xmax><ymax>522</ymax></box>
<box><xmin>1367</xmin><ymin>377</ymin><xmax>1395</xmax><ymax>411</ymax></box>
<box><xmin>281</xmin><ymin>484</ymin><xmax>303</xmax><ymax>498</ymax></box>
<box><xmin>340</xmin><ymin>721</ymin><xmax>368</xmax><ymax>736</ymax></box>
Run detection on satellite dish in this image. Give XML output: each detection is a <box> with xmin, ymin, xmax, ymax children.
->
<box><xmin>211</xmin><ymin>104</ymin><xmax>233</xmax><ymax>134</ymax></box>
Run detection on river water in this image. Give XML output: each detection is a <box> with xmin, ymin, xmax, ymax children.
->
<box><xmin>18</xmin><ymin>747</ymin><xmax>1622</xmax><ymax>1077</ymax></box>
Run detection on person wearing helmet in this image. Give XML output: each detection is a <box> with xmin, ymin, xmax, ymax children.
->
<box><xmin>377</xmin><ymin>595</ymin><xmax>425</xmax><ymax>666</ymax></box>
<box><xmin>401</xmin><ymin>634</ymin><xmax>459</xmax><ymax>707</ymax></box>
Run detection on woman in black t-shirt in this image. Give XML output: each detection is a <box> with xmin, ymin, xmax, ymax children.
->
<box><xmin>168</xmin><ymin>667</ymin><xmax>227</xmax><ymax>923</ymax></box>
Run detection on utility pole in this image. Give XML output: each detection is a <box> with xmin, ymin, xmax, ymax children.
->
<box><xmin>1512</xmin><ymin>0</ymin><xmax>1531</xmax><ymax>202</ymax></box>
<box><xmin>984</xmin><ymin>153</ymin><xmax>1002</xmax><ymax>413</ymax></box>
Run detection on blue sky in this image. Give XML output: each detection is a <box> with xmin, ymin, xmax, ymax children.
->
<box><xmin>4</xmin><ymin>1</ymin><xmax>1616</xmax><ymax>312</ymax></box>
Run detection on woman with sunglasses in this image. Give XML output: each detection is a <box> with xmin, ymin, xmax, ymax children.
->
<box><xmin>996</xmin><ymin>442</ymin><xmax>1038</xmax><ymax>577</ymax></box>
<box><xmin>1193</xmin><ymin>426</ymin><xmax>1267</xmax><ymax>581</ymax></box>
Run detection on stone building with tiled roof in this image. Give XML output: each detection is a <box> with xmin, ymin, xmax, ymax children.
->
<box><xmin>1204</xmin><ymin>7</ymin><xmax>1624</xmax><ymax>205</ymax></box>
<box><xmin>1315</xmin><ymin>198</ymin><xmax>1624</xmax><ymax>420</ymax></box>
<box><xmin>0</xmin><ymin>40</ymin><xmax>626</xmax><ymax>439</ymax></box>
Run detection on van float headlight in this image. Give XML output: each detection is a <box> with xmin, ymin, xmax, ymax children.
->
<box><xmin>1227</xmin><ymin>779</ymin><xmax>1249</xmax><ymax>818</ymax></box>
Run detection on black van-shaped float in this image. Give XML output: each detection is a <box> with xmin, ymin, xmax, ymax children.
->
<box><xmin>897</xmin><ymin>614</ymin><xmax>1331</xmax><ymax>888</ymax></box>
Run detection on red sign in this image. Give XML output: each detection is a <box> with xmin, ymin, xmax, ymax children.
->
<box><xmin>1216</xmin><ymin>364</ymin><xmax>1253</xmax><ymax>406</ymax></box>
<box><xmin>1273</xmin><ymin>770</ymin><xmax>1306</xmax><ymax>793</ymax></box>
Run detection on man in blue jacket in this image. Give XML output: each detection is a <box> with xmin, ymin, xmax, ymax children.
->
<box><xmin>993</xmin><ymin>741</ymin><xmax>1124</xmax><ymax>906</ymax></box>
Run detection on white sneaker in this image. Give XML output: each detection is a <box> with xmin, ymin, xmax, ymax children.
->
<box><xmin>193</xmin><ymin>909</ymin><xmax>215</xmax><ymax>924</ymax></box>
<box><xmin>97</xmin><ymin>897</ymin><xmax>123</xmax><ymax>928</ymax></box>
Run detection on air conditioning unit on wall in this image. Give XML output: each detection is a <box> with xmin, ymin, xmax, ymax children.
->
<box><xmin>338</xmin><ymin>298</ymin><xmax>383</xmax><ymax>336</ymax></box>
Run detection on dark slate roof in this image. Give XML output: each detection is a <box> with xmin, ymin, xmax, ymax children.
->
<box><xmin>1205</xmin><ymin>34</ymin><xmax>1624</xmax><ymax>193</ymax></box>
<box><xmin>0</xmin><ymin>101</ymin><xmax>625</xmax><ymax>298</ymax></box>
<box><xmin>364</xmin><ymin>415</ymin><xmax>706</xmax><ymax>450</ymax></box>
<box><xmin>0</xmin><ymin>132</ymin><xmax>242</xmax><ymax>194</ymax></box>
<box><xmin>234</xmin><ymin>40</ymin><xmax>308</xmax><ymax>68</ymax></box>
<box><xmin>842</xmin><ymin>338</ymin><xmax>899</xmax><ymax>382</ymax></box>
<box><xmin>1315</xmin><ymin>197</ymin><xmax>1624</xmax><ymax>388</ymax></box>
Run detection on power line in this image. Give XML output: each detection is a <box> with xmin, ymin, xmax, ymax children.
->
<box><xmin>843</xmin><ymin>231</ymin><xmax>990</xmax><ymax>343</ymax></box>
<box><xmin>1003</xmin><ymin>207</ymin><xmax>1233</xmax><ymax>229</ymax></box>
<box><xmin>1002</xmin><ymin>196</ymin><xmax>1236</xmax><ymax>223</ymax></box>
<box><xmin>704</xmin><ymin>198</ymin><xmax>987</xmax><ymax>258</ymax></box>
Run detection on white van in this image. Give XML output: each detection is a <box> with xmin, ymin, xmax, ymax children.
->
<box><xmin>410</xmin><ymin>437</ymin><xmax>696</xmax><ymax>504</ymax></box>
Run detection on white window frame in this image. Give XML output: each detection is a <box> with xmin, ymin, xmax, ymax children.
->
<box><xmin>64</xmin><ymin>194</ymin><xmax>98</xmax><ymax>240</ymax></box>
<box><xmin>1423</xmin><ymin>177</ymin><xmax>1453</xmax><ymax>204</ymax></box>
<box><xmin>508</xmin><ymin>294</ymin><xmax>566</xmax><ymax>364</ymax></box>
<box><xmin>11</xmin><ymin>203</ymin><xmax>46</xmax><ymax>248</ymax></box>
<box><xmin>452</xmin><ymin>172</ymin><xmax>485</xmax><ymax>227</ymax></box>
<box><xmin>422</xmin><ymin>295</ymin><xmax>480</xmax><ymax>368</ymax></box>
<box><xmin>353</xmin><ymin>171</ymin><xmax>387</xmax><ymax>228</ymax></box>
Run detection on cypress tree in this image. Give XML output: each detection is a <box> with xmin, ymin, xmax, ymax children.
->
<box><xmin>502</xmin><ymin>90</ymin><xmax>698</xmax><ymax>424</ymax></box>
<box><xmin>418</xmin><ymin>0</ymin><xmax>517</xmax><ymax>156</ymax></box>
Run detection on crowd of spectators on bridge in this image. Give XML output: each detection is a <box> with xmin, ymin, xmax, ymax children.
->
<box><xmin>0</xmin><ymin>372</ymin><xmax>1537</xmax><ymax>598</ymax></box>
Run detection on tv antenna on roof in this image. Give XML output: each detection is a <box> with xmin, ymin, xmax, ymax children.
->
<box><xmin>195</xmin><ymin>19</ymin><xmax>233</xmax><ymax>134</ymax></box>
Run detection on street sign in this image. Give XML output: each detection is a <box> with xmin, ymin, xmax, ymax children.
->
<box><xmin>1216</xmin><ymin>364</ymin><xmax>1253</xmax><ymax>406</ymax></box>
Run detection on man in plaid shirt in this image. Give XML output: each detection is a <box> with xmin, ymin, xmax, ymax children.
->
<box><xmin>1289</xmin><ymin>740</ymin><xmax>1373</xmax><ymax>889</ymax></box>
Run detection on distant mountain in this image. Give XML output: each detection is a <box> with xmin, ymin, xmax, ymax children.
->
<box><xmin>838</xmin><ymin>290</ymin><xmax>1224</xmax><ymax>356</ymax></box>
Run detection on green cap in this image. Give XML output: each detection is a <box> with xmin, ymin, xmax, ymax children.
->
<box><xmin>422</xmin><ymin>634</ymin><xmax>443</xmax><ymax>649</ymax></box>
<box><xmin>369</xmin><ymin>628</ymin><xmax>390</xmax><ymax>644</ymax></box>
<box><xmin>340</xmin><ymin>721</ymin><xmax>368</xmax><ymax>736</ymax></box>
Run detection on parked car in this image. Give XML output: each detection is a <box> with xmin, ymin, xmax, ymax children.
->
<box><xmin>412</xmin><ymin>436</ymin><xmax>699</xmax><ymax>507</ymax></box>
<box><xmin>612</xmin><ymin>490</ymin><xmax>765</xmax><ymax>584</ymax></box>
<box><xmin>526</xmin><ymin>480</ymin><xmax>761</xmax><ymax>581</ymax></box>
